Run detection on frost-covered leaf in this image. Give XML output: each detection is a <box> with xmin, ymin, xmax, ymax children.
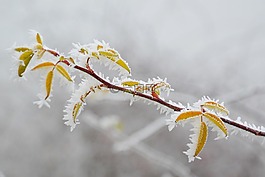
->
<box><xmin>18</xmin><ymin>49</ymin><xmax>34</xmax><ymax>77</ymax></box>
<box><xmin>68</xmin><ymin>57</ymin><xmax>75</xmax><ymax>64</ymax></box>
<box><xmin>63</xmin><ymin>77</ymin><xmax>102</xmax><ymax>131</ymax></box>
<box><xmin>72</xmin><ymin>102</ymin><xmax>83</xmax><ymax>123</ymax></box>
<box><xmin>31</xmin><ymin>62</ymin><xmax>55</xmax><ymax>71</ymax></box>
<box><xmin>194</xmin><ymin>96</ymin><xmax>229</xmax><ymax>115</ymax></box>
<box><xmin>91</xmin><ymin>52</ymin><xmax>99</xmax><ymax>59</ymax></box>
<box><xmin>71</xmin><ymin>41</ymin><xmax>131</xmax><ymax>76</ymax></box>
<box><xmin>36</xmin><ymin>33</ymin><xmax>43</xmax><ymax>45</ymax></box>
<box><xmin>15</xmin><ymin>47</ymin><xmax>30</xmax><ymax>52</ymax></box>
<box><xmin>203</xmin><ymin>112</ymin><xmax>228</xmax><ymax>137</ymax></box>
<box><xmin>99</xmin><ymin>51</ymin><xmax>119</xmax><ymax>58</ymax></box>
<box><xmin>97</xmin><ymin>45</ymin><xmax>103</xmax><ymax>50</ymax></box>
<box><xmin>194</xmin><ymin>121</ymin><xmax>208</xmax><ymax>157</ymax></box>
<box><xmin>175</xmin><ymin>110</ymin><xmax>202</xmax><ymax>122</ymax></box>
<box><xmin>116</xmin><ymin>59</ymin><xmax>131</xmax><ymax>74</ymax></box>
<box><xmin>202</xmin><ymin>101</ymin><xmax>229</xmax><ymax>115</ymax></box>
<box><xmin>45</xmin><ymin>70</ymin><xmax>53</xmax><ymax>99</ymax></box>
<box><xmin>183</xmin><ymin>119</ymin><xmax>207</xmax><ymax>162</ymax></box>
<box><xmin>79</xmin><ymin>48</ymin><xmax>88</xmax><ymax>55</ymax></box>
<box><xmin>122</xmin><ymin>81</ymin><xmax>139</xmax><ymax>86</ymax></box>
<box><xmin>19</xmin><ymin>49</ymin><xmax>33</xmax><ymax>62</ymax></box>
<box><xmin>56</xmin><ymin>65</ymin><xmax>72</xmax><ymax>81</ymax></box>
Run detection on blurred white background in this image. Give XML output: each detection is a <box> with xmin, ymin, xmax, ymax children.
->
<box><xmin>1</xmin><ymin>0</ymin><xmax>265</xmax><ymax>176</ymax></box>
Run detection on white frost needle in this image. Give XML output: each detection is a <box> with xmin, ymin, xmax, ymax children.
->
<box><xmin>12</xmin><ymin>32</ymin><xmax>265</xmax><ymax>164</ymax></box>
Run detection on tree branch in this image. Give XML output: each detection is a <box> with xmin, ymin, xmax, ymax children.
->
<box><xmin>70</xmin><ymin>64</ymin><xmax>265</xmax><ymax>137</ymax></box>
<box><xmin>48</xmin><ymin>49</ymin><xmax>265</xmax><ymax>137</ymax></box>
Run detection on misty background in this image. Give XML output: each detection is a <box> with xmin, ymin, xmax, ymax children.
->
<box><xmin>1</xmin><ymin>0</ymin><xmax>265</xmax><ymax>176</ymax></box>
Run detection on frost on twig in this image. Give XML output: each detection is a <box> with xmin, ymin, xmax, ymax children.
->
<box><xmin>166</xmin><ymin>96</ymin><xmax>228</xmax><ymax>161</ymax></box>
<box><xmin>11</xmin><ymin>31</ymin><xmax>265</xmax><ymax>162</ymax></box>
<box><xmin>230</xmin><ymin>117</ymin><xmax>265</xmax><ymax>143</ymax></box>
<box><xmin>63</xmin><ymin>76</ymin><xmax>103</xmax><ymax>131</ymax></box>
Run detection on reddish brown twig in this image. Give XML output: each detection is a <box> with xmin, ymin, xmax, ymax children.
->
<box><xmin>68</xmin><ymin>64</ymin><xmax>265</xmax><ymax>137</ymax></box>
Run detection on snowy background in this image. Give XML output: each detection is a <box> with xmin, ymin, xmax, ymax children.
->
<box><xmin>1</xmin><ymin>0</ymin><xmax>265</xmax><ymax>176</ymax></box>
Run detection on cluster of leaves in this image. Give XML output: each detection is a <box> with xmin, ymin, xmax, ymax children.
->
<box><xmin>14</xmin><ymin>33</ymin><xmax>73</xmax><ymax>103</ymax></box>
<box><xmin>12</xmin><ymin>32</ymin><xmax>237</xmax><ymax>162</ymax></box>
<box><xmin>166</xmin><ymin>96</ymin><xmax>229</xmax><ymax>162</ymax></box>
<box><xmin>12</xmin><ymin>32</ymin><xmax>174</xmax><ymax>130</ymax></box>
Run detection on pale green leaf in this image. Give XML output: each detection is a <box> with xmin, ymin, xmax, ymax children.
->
<box><xmin>36</xmin><ymin>33</ymin><xmax>43</xmax><ymax>45</ymax></box>
<box><xmin>72</xmin><ymin>102</ymin><xmax>82</xmax><ymax>123</ymax></box>
<box><xmin>99</xmin><ymin>51</ymin><xmax>119</xmax><ymax>58</ymax></box>
<box><xmin>15</xmin><ymin>47</ymin><xmax>30</xmax><ymax>52</ymax></box>
<box><xmin>56</xmin><ymin>65</ymin><xmax>72</xmax><ymax>81</ymax></box>
<box><xmin>31</xmin><ymin>62</ymin><xmax>55</xmax><ymax>71</ymax></box>
<box><xmin>121</xmin><ymin>81</ymin><xmax>139</xmax><ymax>86</ymax></box>
<box><xmin>116</xmin><ymin>59</ymin><xmax>131</xmax><ymax>74</ymax></box>
<box><xmin>18</xmin><ymin>50</ymin><xmax>34</xmax><ymax>77</ymax></box>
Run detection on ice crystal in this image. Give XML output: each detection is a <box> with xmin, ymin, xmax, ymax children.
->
<box><xmin>63</xmin><ymin>76</ymin><xmax>101</xmax><ymax>131</ymax></box>
<box><xmin>33</xmin><ymin>75</ymin><xmax>53</xmax><ymax>108</ymax></box>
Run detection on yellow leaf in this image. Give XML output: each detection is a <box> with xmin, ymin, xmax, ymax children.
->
<box><xmin>116</xmin><ymin>59</ymin><xmax>131</xmax><ymax>74</ymax></box>
<box><xmin>59</xmin><ymin>56</ymin><xmax>65</xmax><ymax>61</ymax></box>
<box><xmin>194</xmin><ymin>121</ymin><xmax>208</xmax><ymax>157</ymax></box>
<box><xmin>19</xmin><ymin>49</ymin><xmax>33</xmax><ymax>61</ymax></box>
<box><xmin>154</xmin><ymin>89</ymin><xmax>160</xmax><ymax>95</ymax></box>
<box><xmin>68</xmin><ymin>57</ymin><xmax>75</xmax><ymax>64</ymax></box>
<box><xmin>107</xmin><ymin>56</ymin><xmax>116</xmax><ymax>62</ymax></box>
<box><xmin>18</xmin><ymin>66</ymin><xmax>25</xmax><ymax>77</ymax></box>
<box><xmin>15</xmin><ymin>47</ymin><xmax>30</xmax><ymax>52</ymax></box>
<box><xmin>79</xmin><ymin>48</ymin><xmax>88</xmax><ymax>55</ymax></box>
<box><xmin>99</xmin><ymin>51</ymin><xmax>119</xmax><ymax>58</ymax></box>
<box><xmin>175</xmin><ymin>111</ymin><xmax>203</xmax><ymax>122</ymax></box>
<box><xmin>56</xmin><ymin>65</ymin><xmax>72</xmax><ymax>81</ymax></box>
<box><xmin>36</xmin><ymin>33</ymin><xmax>43</xmax><ymax>45</ymax></box>
<box><xmin>202</xmin><ymin>101</ymin><xmax>229</xmax><ymax>115</ymax></box>
<box><xmin>107</xmin><ymin>49</ymin><xmax>118</xmax><ymax>55</ymax></box>
<box><xmin>97</xmin><ymin>45</ymin><xmax>103</xmax><ymax>50</ymax></box>
<box><xmin>121</xmin><ymin>81</ymin><xmax>139</xmax><ymax>86</ymax></box>
<box><xmin>45</xmin><ymin>71</ymin><xmax>53</xmax><ymax>100</ymax></box>
<box><xmin>18</xmin><ymin>50</ymin><xmax>34</xmax><ymax>77</ymax></box>
<box><xmin>31</xmin><ymin>62</ymin><xmax>55</xmax><ymax>71</ymax></box>
<box><xmin>72</xmin><ymin>102</ymin><xmax>82</xmax><ymax>123</ymax></box>
<box><xmin>203</xmin><ymin>112</ymin><xmax>228</xmax><ymax>136</ymax></box>
<box><xmin>92</xmin><ymin>52</ymin><xmax>99</xmax><ymax>59</ymax></box>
